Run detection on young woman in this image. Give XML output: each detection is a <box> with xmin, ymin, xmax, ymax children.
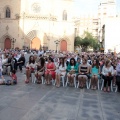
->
<box><xmin>67</xmin><ymin>58</ymin><xmax>78</xmax><ymax>86</ymax></box>
<box><xmin>35</xmin><ymin>57</ymin><xmax>45</xmax><ymax>84</ymax></box>
<box><xmin>90</xmin><ymin>59</ymin><xmax>100</xmax><ymax>90</ymax></box>
<box><xmin>25</xmin><ymin>55</ymin><xmax>36</xmax><ymax>83</ymax></box>
<box><xmin>102</xmin><ymin>59</ymin><xmax>114</xmax><ymax>92</ymax></box>
<box><xmin>56</xmin><ymin>57</ymin><xmax>66</xmax><ymax>87</ymax></box>
<box><xmin>78</xmin><ymin>58</ymin><xmax>89</xmax><ymax>88</ymax></box>
<box><xmin>45</xmin><ymin>57</ymin><xmax>56</xmax><ymax>85</ymax></box>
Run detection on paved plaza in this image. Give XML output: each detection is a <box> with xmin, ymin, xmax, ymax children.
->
<box><xmin>0</xmin><ymin>70</ymin><xmax>120</xmax><ymax>120</ymax></box>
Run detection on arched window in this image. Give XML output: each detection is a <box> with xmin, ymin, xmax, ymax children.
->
<box><xmin>6</xmin><ymin>7</ymin><xmax>11</xmax><ymax>18</ymax></box>
<box><xmin>63</xmin><ymin>10</ymin><xmax>67</xmax><ymax>21</ymax></box>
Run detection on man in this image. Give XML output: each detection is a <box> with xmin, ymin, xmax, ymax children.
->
<box><xmin>16</xmin><ymin>54</ymin><xmax>25</xmax><ymax>72</ymax></box>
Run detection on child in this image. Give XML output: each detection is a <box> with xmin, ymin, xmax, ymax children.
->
<box><xmin>11</xmin><ymin>70</ymin><xmax>17</xmax><ymax>85</ymax></box>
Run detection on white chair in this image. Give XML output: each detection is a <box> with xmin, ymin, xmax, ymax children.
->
<box><xmin>111</xmin><ymin>81</ymin><xmax>118</xmax><ymax>92</ymax></box>
<box><xmin>101</xmin><ymin>79</ymin><xmax>115</xmax><ymax>92</ymax></box>
<box><xmin>31</xmin><ymin>73</ymin><xmax>36</xmax><ymax>83</ymax></box>
<box><xmin>89</xmin><ymin>78</ymin><xmax>100</xmax><ymax>90</ymax></box>
<box><xmin>65</xmin><ymin>75</ymin><xmax>77</xmax><ymax>88</ymax></box>
<box><xmin>42</xmin><ymin>77</ymin><xmax>56</xmax><ymax>85</ymax></box>
<box><xmin>55</xmin><ymin>76</ymin><xmax>65</xmax><ymax>87</ymax></box>
<box><xmin>76</xmin><ymin>79</ymin><xmax>89</xmax><ymax>89</ymax></box>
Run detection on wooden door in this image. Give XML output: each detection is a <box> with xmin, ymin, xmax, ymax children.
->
<box><xmin>60</xmin><ymin>40</ymin><xmax>67</xmax><ymax>51</ymax></box>
<box><xmin>4</xmin><ymin>38</ymin><xmax>11</xmax><ymax>49</ymax></box>
<box><xmin>31</xmin><ymin>37</ymin><xmax>40</xmax><ymax>50</ymax></box>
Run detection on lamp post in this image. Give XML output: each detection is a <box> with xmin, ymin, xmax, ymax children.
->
<box><xmin>11</xmin><ymin>38</ymin><xmax>16</xmax><ymax>49</ymax></box>
<box><xmin>54</xmin><ymin>40</ymin><xmax>60</xmax><ymax>53</ymax></box>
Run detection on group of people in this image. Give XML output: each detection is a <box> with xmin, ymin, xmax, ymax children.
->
<box><xmin>0</xmin><ymin>49</ymin><xmax>120</xmax><ymax>93</ymax></box>
<box><xmin>23</xmin><ymin>50</ymin><xmax>120</xmax><ymax>92</ymax></box>
<box><xmin>0</xmin><ymin>50</ymin><xmax>25</xmax><ymax>85</ymax></box>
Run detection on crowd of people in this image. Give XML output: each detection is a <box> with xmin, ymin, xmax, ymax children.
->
<box><xmin>0</xmin><ymin>48</ymin><xmax>120</xmax><ymax>93</ymax></box>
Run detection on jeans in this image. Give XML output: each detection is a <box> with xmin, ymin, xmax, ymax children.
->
<box><xmin>116</xmin><ymin>76</ymin><xmax>120</xmax><ymax>91</ymax></box>
<box><xmin>102</xmin><ymin>75</ymin><xmax>113</xmax><ymax>87</ymax></box>
<box><xmin>17</xmin><ymin>63</ymin><xmax>23</xmax><ymax>71</ymax></box>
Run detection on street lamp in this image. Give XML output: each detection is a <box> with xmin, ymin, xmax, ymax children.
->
<box><xmin>11</xmin><ymin>38</ymin><xmax>16</xmax><ymax>49</ymax></box>
<box><xmin>54</xmin><ymin>40</ymin><xmax>60</xmax><ymax>52</ymax></box>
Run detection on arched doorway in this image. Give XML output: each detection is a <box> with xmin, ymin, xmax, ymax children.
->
<box><xmin>31</xmin><ymin>37</ymin><xmax>40</xmax><ymax>50</ymax></box>
<box><xmin>4</xmin><ymin>38</ymin><xmax>11</xmax><ymax>49</ymax></box>
<box><xmin>60</xmin><ymin>40</ymin><xmax>67</xmax><ymax>51</ymax></box>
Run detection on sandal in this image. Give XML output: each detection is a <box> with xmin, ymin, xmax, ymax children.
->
<box><xmin>103</xmin><ymin>87</ymin><xmax>106</xmax><ymax>92</ymax></box>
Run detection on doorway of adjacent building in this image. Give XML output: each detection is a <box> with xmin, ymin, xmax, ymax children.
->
<box><xmin>4</xmin><ymin>38</ymin><xmax>11</xmax><ymax>49</ymax></box>
<box><xmin>60</xmin><ymin>40</ymin><xmax>67</xmax><ymax>51</ymax></box>
<box><xmin>30</xmin><ymin>37</ymin><xmax>40</xmax><ymax>50</ymax></box>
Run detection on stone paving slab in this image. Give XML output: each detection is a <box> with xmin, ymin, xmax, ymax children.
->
<box><xmin>0</xmin><ymin>71</ymin><xmax>120</xmax><ymax>120</ymax></box>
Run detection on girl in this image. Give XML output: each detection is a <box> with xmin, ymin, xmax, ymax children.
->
<box><xmin>90</xmin><ymin>59</ymin><xmax>100</xmax><ymax>90</ymax></box>
<box><xmin>56</xmin><ymin>57</ymin><xmax>66</xmax><ymax>87</ymax></box>
<box><xmin>35</xmin><ymin>57</ymin><xmax>45</xmax><ymax>84</ymax></box>
<box><xmin>102</xmin><ymin>59</ymin><xmax>114</xmax><ymax>92</ymax></box>
<box><xmin>67</xmin><ymin>58</ymin><xmax>78</xmax><ymax>86</ymax></box>
<box><xmin>25</xmin><ymin>55</ymin><xmax>36</xmax><ymax>83</ymax></box>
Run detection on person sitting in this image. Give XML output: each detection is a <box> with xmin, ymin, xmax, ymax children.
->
<box><xmin>11</xmin><ymin>55</ymin><xmax>17</xmax><ymax>71</ymax></box>
<box><xmin>102</xmin><ymin>59</ymin><xmax>114</xmax><ymax>92</ymax></box>
<box><xmin>45</xmin><ymin>57</ymin><xmax>56</xmax><ymax>85</ymax></box>
<box><xmin>35</xmin><ymin>57</ymin><xmax>45</xmax><ymax>84</ymax></box>
<box><xmin>78</xmin><ymin>58</ymin><xmax>89</xmax><ymax>88</ymax></box>
<box><xmin>90</xmin><ymin>59</ymin><xmax>100</xmax><ymax>90</ymax></box>
<box><xmin>16</xmin><ymin>53</ymin><xmax>25</xmax><ymax>72</ymax></box>
<box><xmin>25</xmin><ymin>55</ymin><xmax>36</xmax><ymax>83</ymax></box>
<box><xmin>56</xmin><ymin>57</ymin><xmax>66</xmax><ymax>87</ymax></box>
<box><xmin>10</xmin><ymin>70</ymin><xmax>17</xmax><ymax>85</ymax></box>
<box><xmin>2</xmin><ymin>55</ymin><xmax>12</xmax><ymax>75</ymax></box>
<box><xmin>67</xmin><ymin>58</ymin><xmax>78</xmax><ymax>86</ymax></box>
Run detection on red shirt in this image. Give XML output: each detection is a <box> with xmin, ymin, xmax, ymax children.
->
<box><xmin>12</xmin><ymin>74</ymin><xmax>17</xmax><ymax>81</ymax></box>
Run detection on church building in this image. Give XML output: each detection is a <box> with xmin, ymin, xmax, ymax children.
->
<box><xmin>0</xmin><ymin>0</ymin><xmax>75</xmax><ymax>51</ymax></box>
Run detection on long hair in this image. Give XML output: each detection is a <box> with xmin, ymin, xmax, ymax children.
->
<box><xmin>105</xmin><ymin>59</ymin><xmax>110</xmax><ymax>67</ymax></box>
<box><xmin>48</xmin><ymin>57</ymin><xmax>54</xmax><ymax>62</ymax></box>
<box><xmin>29</xmin><ymin>55</ymin><xmax>35</xmax><ymax>64</ymax></box>
<box><xmin>70</xmin><ymin>58</ymin><xmax>76</xmax><ymax>66</ymax></box>
<box><xmin>59</xmin><ymin>57</ymin><xmax>65</xmax><ymax>67</ymax></box>
<box><xmin>92</xmin><ymin>59</ymin><xmax>99</xmax><ymax>69</ymax></box>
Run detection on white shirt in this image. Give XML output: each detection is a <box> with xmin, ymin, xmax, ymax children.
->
<box><xmin>102</xmin><ymin>66</ymin><xmax>114</xmax><ymax>76</ymax></box>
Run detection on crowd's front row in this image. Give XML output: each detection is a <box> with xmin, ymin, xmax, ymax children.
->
<box><xmin>24</xmin><ymin>55</ymin><xmax>120</xmax><ymax>92</ymax></box>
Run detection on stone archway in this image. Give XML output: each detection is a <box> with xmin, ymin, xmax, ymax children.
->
<box><xmin>30</xmin><ymin>37</ymin><xmax>40</xmax><ymax>50</ymax></box>
<box><xmin>60</xmin><ymin>40</ymin><xmax>67</xmax><ymax>51</ymax></box>
<box><xmin>4</xmin><ymin>38</ymin><xmax>11</xmax><ymax>49</ymax></box>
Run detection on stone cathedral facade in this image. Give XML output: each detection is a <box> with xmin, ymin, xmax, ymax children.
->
<box><xmin>0</xmin><ymin>0</ymin><xmax>75</xmax><ymax>51</ymax></box>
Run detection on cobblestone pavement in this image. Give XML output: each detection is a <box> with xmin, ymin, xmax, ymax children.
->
<box><xmin>0</xmin><ymin>70</ymin><xmax>120</xmax><ymax>120</ymax></box>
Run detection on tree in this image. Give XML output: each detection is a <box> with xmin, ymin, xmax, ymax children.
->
<box><xmin>80</xmin><ymin>37</ymin><xmax>91</xmax><ymax>52</ymax></box>
<box><xmin>74</xmin><ymin>36</ymin><xmax>81</xmax><ymax>47</ymax></box>
<box><xmin>74</xmin><ymin>31</ymin><xmax>100</xmax><ymax>52</ymax></box>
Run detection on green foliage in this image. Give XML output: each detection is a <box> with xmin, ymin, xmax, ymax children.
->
<box><xmin>74</xmin><ymin>36</ymin><xmax>81</xmax><ymax>46</ymax></box>
<box><xmin>74</xmin><ymin>31</ymin><xmax>100</xmax><ymax>52</ymax></box>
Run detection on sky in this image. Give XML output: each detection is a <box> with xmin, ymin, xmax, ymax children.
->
<box><xmin>74</xmin><ymin>0</ymin><xmax>120</xmax><ymax>16</ymax></box>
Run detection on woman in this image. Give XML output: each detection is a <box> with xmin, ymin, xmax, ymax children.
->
<box><xmin>25</xmin><ymin>55</ymin><xmax>36</xmax><ymax>83</ymax></box>
<box><xmin>45</xmin><ymin>57</ymin><xmax>56</xmax><ymax>85</ymax></box>
<box><xmin>67</xmin><ymin>58</ymin><xmax>78</xmax><ymax>86</ymax></box>
<box><xmin>35</xmin><ymin>57</ymin><xmax>45</xmax><ymax>84</ymax></box>
<box><xmin>90</xmin><ymin>59</ymin><xmax>100</xmax><ymax>90</ymax></box>
<box><xmin>78</xmin><ymin>58</ymin><xmax>89</xmax><ymax>88</ymax></box>
<box><xmin>102</xmin><ymin>59</ymin><xmax>114</xmax><ymax>92</ymax></box>
<box><xmin>56</xmin><ymin>57</ymin><xmax>66</xmax><ymax>87</ymax></box>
